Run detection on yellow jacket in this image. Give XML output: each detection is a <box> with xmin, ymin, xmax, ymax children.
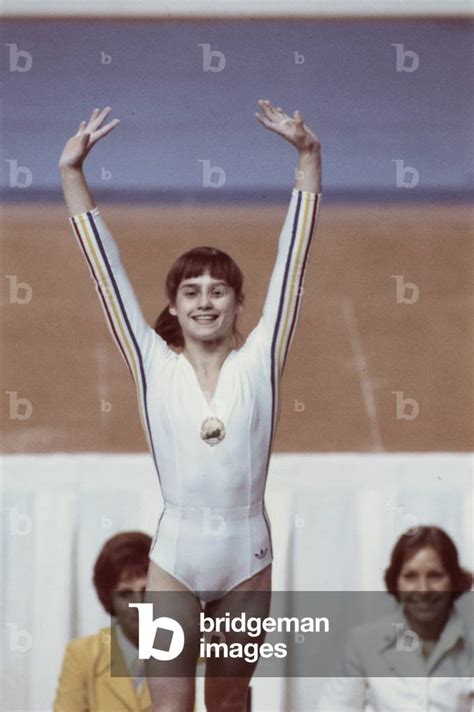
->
<box><xmin>53</xmin><ymin>625</ymin><xmax>151</xmax><ymax>712</ymax></box>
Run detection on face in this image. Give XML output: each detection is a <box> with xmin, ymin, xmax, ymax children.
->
<box><xmin>169</xmin><ymin>272</ymin><xmax>243</xmax><ymax>344</ymax></box>
<box><xmin>111</xmin><ymin>571</ymin><xmax>148</xmax><ymax>646</ymax></box>
<box><xmin>396</xmin><ymin>547</ymin><xmax>452</xmax><ymax>626</ymax></box>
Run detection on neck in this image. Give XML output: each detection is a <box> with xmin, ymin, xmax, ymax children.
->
<box><xmin>182</xmin><ymin>336</ymin><xmax>233</xmax><ymax>372</ymax></box>
<box><xmin>117</xmin><ymin>622</ymin><xmax>139</xmax><ymax>648</ymax></box>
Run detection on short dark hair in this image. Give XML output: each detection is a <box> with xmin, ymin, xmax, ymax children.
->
<box><xmin>154</xmin><ymin>246</ymin><xmax>245</xmax><ymax>349</ymax></box>
<box><xmin>384</xmin><ymin>525</ymin><xmax>472</xmax><ymax>601</ymax></box>
<box><xmin>92</xmin><ymin>531</ymin><xmax>152</xmax><ymax>615</ymax></box>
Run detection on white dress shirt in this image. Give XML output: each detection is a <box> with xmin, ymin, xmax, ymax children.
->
<box><xmin>113</xmin><ymin>621</ymin><xmax>145</xmax><ymax>692</ymax></box>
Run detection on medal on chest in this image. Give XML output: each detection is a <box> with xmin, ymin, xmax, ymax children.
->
<box><xmin>200</xmin><ymin>415</ymin><xmax>226</xmax><ymax>446</ymax></box>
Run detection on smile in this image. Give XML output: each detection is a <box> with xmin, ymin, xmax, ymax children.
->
<box><xmin>192</xmin><ymin>315</ymin><xmax>218</xmax><ymax>323</ymax></box>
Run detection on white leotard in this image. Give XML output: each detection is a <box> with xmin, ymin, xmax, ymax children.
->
<box><xmin>70</xmin><ymin>189</ymin><xmax>322</xmax><ymax>601</ymax></box>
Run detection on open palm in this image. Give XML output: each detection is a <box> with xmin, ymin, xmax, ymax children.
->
<box><xmin>255</xmin><ymin>99</ymin><xmax>320</xmax><ymax>152</ymax></box>
<box><xmin>59</xmin><ymin>107</ymin><xmax>120</xmax><ymax>170</ymax></box>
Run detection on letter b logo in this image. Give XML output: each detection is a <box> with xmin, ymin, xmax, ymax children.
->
<box><xmin>129</xmin><ymin>603</ymin><xmax>185</xmax><ymax>661</ymax></box>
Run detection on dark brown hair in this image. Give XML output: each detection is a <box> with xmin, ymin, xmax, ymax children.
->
<box><xmin>384</xmin><ymin>525</ymin><xmax>473</xmax><ymax>601</ymax></box>
<box><xmin>154</xmin><ymin>246</ymin><xmax>245</xmax><ymax>349</ymax></box>
<box><xmin>92</xmin><ymin>531</ymin><xmax>152</xmax><ymax>615</ymax></box>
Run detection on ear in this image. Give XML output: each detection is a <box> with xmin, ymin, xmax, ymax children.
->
<box><xmin>169</xmin><ymin>304</ymin><xmax>177</xmax><ymax>317</ymax></box>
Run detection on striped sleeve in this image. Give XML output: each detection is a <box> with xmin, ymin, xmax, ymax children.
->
<box><xmin>260</xmin><ymin>189</ymin><xmax>322</xmax><ymax>380</ymax></box>
<box><xmin>69</xmin><ymin>207</ymin><xmax>170</xmax><ymax>384</ymax></box>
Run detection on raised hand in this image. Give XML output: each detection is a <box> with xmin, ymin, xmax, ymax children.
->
<box><xmin>58</xmin><ymin>107</ymin><xmax>120</xmax><ymax>170</ymax></box>
<box><xmin>255</xmin><ymin>99</ymin><xmax>320</xmax><ymax>153</ymax></box>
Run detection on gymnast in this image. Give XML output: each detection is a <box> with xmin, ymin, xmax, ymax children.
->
<box><xmin>59</xmin><ymin>100</ymin><xmax>322</xmax><ymax>711</ymax></box>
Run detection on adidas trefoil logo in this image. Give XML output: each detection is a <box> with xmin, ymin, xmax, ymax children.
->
<box><xmin>255</xmin><ymin>547</ymin><xmax>268</xmax><ymax>559</ymax></box>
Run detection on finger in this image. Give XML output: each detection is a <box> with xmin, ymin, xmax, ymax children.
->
<box><xmin>257</xmin><ymin>99</ymin><xmax>277</xmax><ymax>121</ymax></box>
<box><xmin>86</xmin><ymin>107</ymin><xmax>101</xmax><ymax>127</ymax></box>
<box><xmin>255</xmin><ymin>112</ymin><xmax>270</xmax><ymax>126</ymax></box>
<box><xmin>275</xmin><ymin>106</ymin><xmax>290</xmax><ymax>121</ymax></box>
<box><xmin>265</xmin><ymin>100</ymin><xmax>281</xmax><ymax>118</ymax></box>
<box><xmin>89</xmin><ymin>118</ymin><xmax>120</xmax><ymax>144</ymax></box>
<box><xmin>89</xmin><ymin>106</ymin><xmax>113</xmax><ymax>131</ymax></box>
<box><xmin>96</xmin><ymin>106</ymin><xmax>113</xmax><ymax>123</ymax></box>
<box><xmin>293</xmin><ymin>111</ymin><xmax>306</xmax><ymax>134</ymax></box>
<box><xmin>76</xmin><ymin>120</ymin><xmax>87</xmax><ymax>135</ymax></box>
<box><xmin>255</xmin><ymin>112</ymin><xmax>280</xmax><ymax>134</ymax></box>
<box><xmin>260</xmin><ymin>99</ymin><xmax>281</xmax><ymax>120</ymax></box>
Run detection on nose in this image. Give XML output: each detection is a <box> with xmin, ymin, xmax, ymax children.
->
<box><xmin>415</xmin><ymin>577</ymin><xmax>431</xmax><ymax>593</ymax></box>
<box><xmin>418</xmin><ymin>576</ymin><xmax>431</xmax><ymax>593</ymax></box>
<box><xmin>198</xmin><ymin>291</ymin><xmax>212</xmax><ymax>308</ymax></box>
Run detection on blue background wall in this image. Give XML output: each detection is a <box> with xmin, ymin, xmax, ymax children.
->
<box><xmin>2</xmin><ymin>18</ymin><xmax>472</xmax><ymax>201</ymax></box>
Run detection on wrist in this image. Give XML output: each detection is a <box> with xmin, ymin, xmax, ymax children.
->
<box><xmin>59</xmin><ymin>163</ymin><xmax>84</xmax><ymax>177</ymax></box>
<box><xmin>298</xmin><ymin>142</ymin><xmax>321</xmax><ymax>157</ymax></box>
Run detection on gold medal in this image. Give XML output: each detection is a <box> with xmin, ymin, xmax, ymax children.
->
<box><xmin>200</xmin><ymin>416</ymin><xmax>226</xmax><ymax>446</ymax></box>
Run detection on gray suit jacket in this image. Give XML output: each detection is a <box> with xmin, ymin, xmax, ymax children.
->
<box><xmin>316</xmin><ymin>604</ymin><xmax>473</xmax><ymax>711</ymax></box>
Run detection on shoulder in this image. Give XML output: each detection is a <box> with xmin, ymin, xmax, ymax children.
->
<box><xmin>148</xmin><ymin>331</ymin><xmax>180</xmax><ymax>370</ymax></box>
<box><xmin>332</xmin><ymin>614</ymin><xmax>398</xmax><ymax>680</ymax></box>
<box><xmin>235</xmin><ymin>316</ymin><xmax>271</xmax><ymax>372</ymax></box>
<box><xmin>451</xmin><ymin>601</ymin><xmax>474</xmax><ymax>649</ymax></box>
<box><xmin>64</xmin><ymin>626</ymin><xmax>110</xmax><ymax>658</ymax></box>
<box><xmin>346</xmin><ymin>613</ymin><xmax>397</xmax><ymax>657</ymax></box>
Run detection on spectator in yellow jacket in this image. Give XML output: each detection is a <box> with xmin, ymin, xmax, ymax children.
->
<box><xmin>53</xmin><ymin>531</ymin><xmax>153</xmax><ymax>712</ymax></box>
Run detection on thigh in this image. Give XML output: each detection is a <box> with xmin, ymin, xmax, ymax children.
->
<box><xmin>147</xmin><ymin>559</ymin><xmax>196</xmax><ymax>593</ymax></box>
<box><xmin>204</xmin><ymin>564</ymin><xmax>272</xmax><ymax>681</ymax></box>
<box><xmin>145</xmin><ymin>561</ymin><xmax>202</xmax><ymax>679</ymax></box>
<box><xmin>230</xmin><ymin>563</ymin><xmax>272</xmax><ymax>594</ymax></box>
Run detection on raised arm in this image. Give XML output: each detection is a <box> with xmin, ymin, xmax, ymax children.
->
<box><xmin>254</xmin><ymin>100</ymin><xmax>322</xmax><ymax>379</ymax></box>
<box><xmin>59</xmin><ymin>107</ymin><xmax>119</xmax><ymax>216</ymax></box>
<box><xmin>59</xmin><ymin>108</ymin><xmax>168</xmax><ymax>387</ymax></box>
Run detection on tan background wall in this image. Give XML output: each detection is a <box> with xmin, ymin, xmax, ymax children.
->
<box><xmin>1</xmin><ymin>199</ymin><xmax>472</xmax><ymax>453</ymax></box>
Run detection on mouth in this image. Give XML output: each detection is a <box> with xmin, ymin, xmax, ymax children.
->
<box><xmin>406</xmin><ymin>596</ymin><xmax>443</xmax><ymax>609</ymax></box>
<box><xmin>192</xmin><ymin>315</ymin><xmax>219</xmax><ymax>324</ymax></box>
<box><xmin>410</xmin><ymin>599</ymin><xmax>434</xmax><ymax>608</ymax></box>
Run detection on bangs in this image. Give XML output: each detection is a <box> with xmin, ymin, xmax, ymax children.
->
<box><xmin>172</xmin><ymin>246</ymin><xmax>243</xmax><ymax>295</ymax></box>
<box><xmin>117</xmin><ymin>562</ymin><xmax>148</xmax><ymax>585</ymax></box>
